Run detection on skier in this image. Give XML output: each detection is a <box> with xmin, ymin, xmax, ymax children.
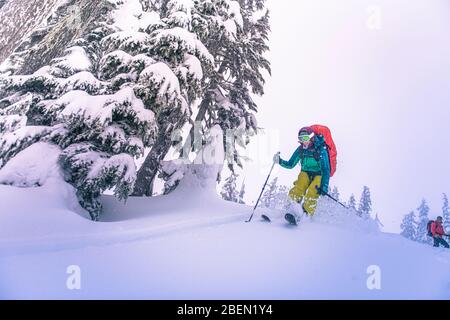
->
<box><xmin>273</xmin><ymin>126</ymin><xmax>331</xmax><ymax>224</ymax></box>
<box><xmin>431</xmin><ymin>216</ymin><xmax>450</xmax><ymax>248</ymax></box>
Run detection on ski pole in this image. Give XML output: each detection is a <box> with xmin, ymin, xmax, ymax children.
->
<box><xmin>245</xmin><ymin>158</ymin><xmax>277</xmax><ymax>223</ymax></box>
<box><xmin>316</xmin><ymin>186</ymin><xmax>348</xmax><ymax>209</ymax></box>
<box><xmin>324</xmin><ymin>193</ymin><xmax>349</xmax><ymax>209</ymax></box>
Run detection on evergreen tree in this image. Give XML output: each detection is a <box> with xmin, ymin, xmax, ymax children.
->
<box><xmin>132</xmin><ymin>0</ymin><xmax>217</xmax><ymax>196</ymax></box>
<box><xmin>357</xmin><ymin>186</ymin><xmax>372</xmax><ymax>219</ymax></box>
<box><xmin>416</xmin><ymin>199</ymin><xmax>431</xmax><ymax>244</ymax></box>
<box><xmin>374</xmin><ymin>213</ymin><xmax>384</xmax><ymax>230</ymax></box>
<box><xmin>134</xmin><ymin>0</ymin><xmax>271</xmax><ymax>195</ymax></box>
<box><xmin>220</xmin><ymin>172</ymin><xmax>239</xmax><ymax>202</ymax></box>
<box><xmin>400</xmin><ymin>211</ymin><xmax>417</xmax><ymax>241</ymax></box>
<box><xmin>443</xmin><ymin>193</ymin><xmax>450</xmax><ymax>232</ymax></box>
<box><xmin>347</xmin><ymin>194</ymin><xmax>357</xmax><ymax>212</ymax></box>
<box><xmin>273</xmin><ymin>185</ymin><xmax>290</xmax><ymax>210</ymax></box>
<box><xmin>330</xmin><ymin>186</ymin><xmax>340</xmax><ymax>201</ymax></box>
<box><xmin>0</xmin><ymin>1</ymin><xmax>210</xmax><ymax>220</ymax></box>
<box><xmin>259</xmin><ymin>177</ymin><xmax>278</xmax><ymax>208</ymax></box>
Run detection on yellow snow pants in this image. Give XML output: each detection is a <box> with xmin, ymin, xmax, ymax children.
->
<box><xmin>288</xmin><ymin>171</ymin><xmax>322</xmax><ymax>216</ymax></box>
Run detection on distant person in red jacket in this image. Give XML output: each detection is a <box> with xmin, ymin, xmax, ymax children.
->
<box><xmin>431</xmin><ymin>216</ymin><xmax>449</xmax><ymax>248</ymax></box>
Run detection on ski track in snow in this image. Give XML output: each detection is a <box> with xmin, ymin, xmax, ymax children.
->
<box><xmin>2</xmin><ymin>215</ymin><xmax>450</xmax><ymax>299</ymax></box>
<box><xmin>0</xmin><ymin>211</ymin><xmax>250</xmax><ymax>257</ymax></box>
<box><xmin>1</xmin><ymin>180</ymin><xmax>450</xmax><ymax>299</ymax></box>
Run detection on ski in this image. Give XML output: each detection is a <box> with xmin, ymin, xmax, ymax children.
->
<box><xmin>284</xmin><ymin>213</ymin><xmax>298</xmax><ymax>226</ymax></box>
<box><xmin>261</xmin><ymin>213</ymin><xmax>300</xmax><ymax>225</ymax></box>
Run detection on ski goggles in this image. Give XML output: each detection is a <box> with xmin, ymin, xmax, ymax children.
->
<box><xmin>298</xmin><ymin>134</ymin><xmax>313</xmax><ymax>143</ymax></box>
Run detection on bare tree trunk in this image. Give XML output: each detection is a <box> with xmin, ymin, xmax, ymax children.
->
<box><xmin>131</xmin><ymin>129</ymin><xmax>172</xmax><ymax>197</ymax></box>
<box><xmin>132</xmin><ymin>96</ymin><xmax>212</xmax><ymax>197</ymax></box>
<box><xmin>180</xmin><ymin>96</ymin><xmax>211</xmax><ymax>158</ymax></box>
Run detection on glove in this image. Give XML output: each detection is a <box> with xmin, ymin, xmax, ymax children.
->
<box><xmin>316</xmin><ymin>185</ymin><xmax>327</xmax><ymax>196</ymax></box>
<box><xmin>273</xmin><ymin>152</ymin><xmax>280</xmax><ymax>164</ymax></box>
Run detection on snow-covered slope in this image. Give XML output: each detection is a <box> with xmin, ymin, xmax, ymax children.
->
<box><xmin>0</xmin><ymin>126</ymin><xmax>449</xmax><ymax>299</ymax></box>
<box><xmin>1</xmin><ymin>177</ymin><xmax>450</xmax><ymax>299</ymax></box>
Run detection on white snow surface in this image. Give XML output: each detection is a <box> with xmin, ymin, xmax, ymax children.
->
<box><xmin>140</xmin><ymin>62</ymin><xmax>181</xmax><ymax>98</ymax></box>
<box><xmin>1</xmin><ymin>180</ymin><xmax>450</xmax><ymax>298</ymax></box>
<box><xmin>153</xmin><ymin>27</ymin><xmax>214</xmax><ymax>64</ymax></box>
<box><xmin>227</xmin><ymin>1</ymin><xmax>244</xmax><ymax>28</ymax></box>
<box><xmin>52</xmin><ymin>46</ymin><xmax>92</xmax><ymax>73</ymax></box>
<box><xmin>0</xmin><ymin>126</ymin><xmax>52</xmax><ymax>153</ymax></box>
<box><xmin>223</xmin><ymin>0</ymin><xmax>244</xmax><ymax>38</ymax></box>
<box><xmin>54</xmin><ymin>87</ymin><xmax>155</xmax><ymax>126</ymax></box>
<box><xmin>182</xmin><ymin>54</ymin><xmax>203</xmax><ymax>80</ymax></box>
<box><xmin>101</xmin><ymin>31</ymin><xmax>151</xmax><ymax>53</ymax></box>
<box><xmin>58</xmin><ymin>71</ymin><xmax>107</xmax><ymax>93</ymax></box>
<box><xmin>0</xmin><ymin>127</ymin><xmax>449</xmax><ymax>300</ymax></box>
<box><xmin>111</xmin><ymin>0</ymin><xmax>160</xmax><ymax>32</ymax></box>
<box><xmin>0</xmin><ymin>142</ymin><xmax>62</xmax><ymax>187</ymax></box>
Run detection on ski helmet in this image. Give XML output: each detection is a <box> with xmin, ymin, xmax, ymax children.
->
<box><xmin>298</xmin><ymin>127</ymin><xmax>314</xmax><ymax>142</ymax></box>
<box><xmin>298</xmin><ymin>126</ymin><xmax>313</xmax><ymax>137</ymax></box>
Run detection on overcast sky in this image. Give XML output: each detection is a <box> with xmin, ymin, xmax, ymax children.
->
<box><xmin>239</xmin><ymin>0</ymin><xmax>450</xmax><ymax>232</ymax></box>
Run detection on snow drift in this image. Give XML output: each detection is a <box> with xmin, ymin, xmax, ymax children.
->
<box><xmin>2</xmin><ymin>180</ymin><xmax>450</xmax><ymax>299</ymax></box>
<box><xmin>1</xmin><ymin>148</ymin><xmax>450</xmax><ymax>299</ymax></box>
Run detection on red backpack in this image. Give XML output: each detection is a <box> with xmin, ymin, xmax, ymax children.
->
<box><xmin>310</xmin><ymin>125</ymin><xmax>337</xmax><ymax>177</ymax></box>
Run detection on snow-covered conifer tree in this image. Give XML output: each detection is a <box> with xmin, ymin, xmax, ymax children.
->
<box><xmin>374</xmin><ymin>213</ymin><xmax>384</xmax><ymax>230</ymax></box>
<box><xmin>347</xmin><ymin>194</ymin><xmax>357</xmax><ymax>212</ymax></box>
<box><xmin>134</xmin><ymin>0</ymin><xmax>271</xmax><ymax>195</ymax></box>
<box><xmin>416</xmin><ymin>199</ymin><xmax>431</xmax><ymax>244</ymax></box>
<box><xmin>330</xmin><ymin>186</ymin><xmax>340</xmax><ymax>201</ymax></box>
<box><xmin>400</xmin><ymin>211</ymin><xmax>417</xmax><ymax>241</ymax></box>
<box><xmin>259</xmin><ymin>177</ymin><xmax>277</xmax><ymax>209</ymax></box>
<box><xmin>443</xmin><ymin>193</ymin><xmax>450</xmax><ymax>233</ymax></box>
<box><xmin>220</xmin><ymin>172</ymin><xmax>239</xmax><ymax>202</ymax></box>
<box><xmin>132</xmin><ymin>0</ymin><xmax>217</xmax><ymax>196</ymax></box>
<box><xmin>357</xmin><ymin>186</ymin><xmax>372</xmax><ymax>219</ymax></box>
<box><xmin>0</xmin><ymin>9</ymin><xmax>158</xmax><ymax>220</ymax></box>
<box><xmin>273</xmin><ymin>185</ymin><xmax>289</xmax><ymax>210</ymax></box>
<box><xmin>0</xmin><ymin>1</ymin><xmax>210</xmax><ymax>220</ymax></box>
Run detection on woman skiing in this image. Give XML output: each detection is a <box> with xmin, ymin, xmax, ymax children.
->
<box><xmin>274</xmin><ymin>126</ymin><xmax>332</xmax><ymax>224</ymax></box>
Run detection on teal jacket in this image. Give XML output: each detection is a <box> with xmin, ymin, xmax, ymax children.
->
<box><xmin>279</xmin><ymin>135</ymin><xmax>331</xmax><ymax>193</ymax></box>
